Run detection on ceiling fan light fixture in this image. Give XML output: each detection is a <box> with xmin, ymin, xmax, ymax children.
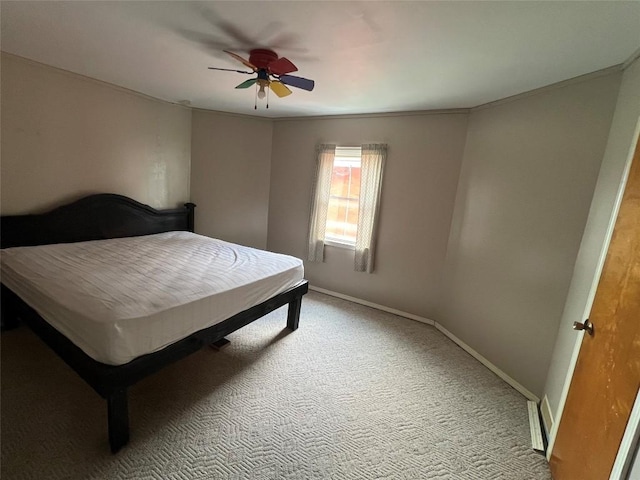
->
<box><xmin>210</xmin><ymin>49</ymin><xmax>313</xmax><ymax>109</ymax></box>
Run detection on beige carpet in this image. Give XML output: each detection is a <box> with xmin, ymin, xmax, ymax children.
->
<box><xmin>1</xmin><ymin>291</ymin><xmax>551</xmax><ymax>479</ymax></box>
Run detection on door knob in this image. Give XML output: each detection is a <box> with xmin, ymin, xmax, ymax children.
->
<box><xmin>573</xmin><ymin>319</ymin><xmax>594</xmax><ymax>336</ymax></box>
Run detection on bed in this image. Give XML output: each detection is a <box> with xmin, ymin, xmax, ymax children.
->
<box><xmin>0</xmin><ymin>193</ymin><xmax>309</xmax><ymax>453</ymax></box>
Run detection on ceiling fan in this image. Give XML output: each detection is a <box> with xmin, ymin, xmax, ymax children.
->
<box><xmin>208</xmin><ymin>49</ymin><xmax>315</xmax><ymax>108</ymax></box>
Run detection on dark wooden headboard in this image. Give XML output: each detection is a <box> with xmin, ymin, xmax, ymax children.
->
<box><xmin>1</xmin><ymin>194</ymin><xmax>196</xmax><ymax>248</ymax></box>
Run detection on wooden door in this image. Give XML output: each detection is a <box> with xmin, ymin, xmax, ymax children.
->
<box><xmin>549</xmin><ymin>137</ymin><xmax>640</xmax><ymax>479</ymax></box>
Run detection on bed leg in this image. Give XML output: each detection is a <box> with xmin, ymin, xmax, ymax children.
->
<box><xmin>210</xmin><ymin>337</ymin><xmax>230</xmax><ymax>350</ymax></box>
<box><xmin>1</xmin><ymin>285</ymin><xmax>21</xmax><ymax>330</ymax></box>
<box><xmin>107</xmin><ymin>388</ymin><xmax>130</xmax><ymax>453</ymax></box>
<box><xmin>286</xmin><ymin>297</ymin><xmax>302</xmax><ymax>331</ymax></box>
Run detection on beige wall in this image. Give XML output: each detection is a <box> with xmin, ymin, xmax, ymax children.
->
<box><xmin>436</xmin><ymin>72</ymin><xmax>622</xmax><ymax>397</ymax></box>
<box><xmin>1</xmin><ymin>53</ymin><xmax>191</xmax><ymax>214</ymax></box>
<box><xmin>543</xmin><ymin>58</ymin><xmax>640</xmax><ymax>424</ymax></box>
<box><xmin>3</xmin><ymin>50</ymin><xmax>631</xmax><ymax>405</ymax></box>
<box><xmin>267</xmin><ymin>113</ymin><xmax>468</xmax><ymax>317</ymax></box>
<box><xmin>190</xmin><ymin>110</ymin><xmax>273</xmax><ymax>249</ymax></box>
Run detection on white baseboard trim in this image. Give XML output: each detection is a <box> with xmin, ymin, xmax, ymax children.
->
<box><xmin>308</xmin><ymin>285</ymin><xmax>435</xmax><ymax>326</ymax></box>
<box><xmin>434</xmin><ymin>323</ymin><xmax>540</xmax><ymax>402</ymax></box>
<box><xmin>540</xmin><ymin>395</ymin><xmax>554</xmax><ymax>439</ymax></box>
<box><xmin>308</xmin><ymin>285</ymin><xmax>540</xmax><ymax>403</ymax></box>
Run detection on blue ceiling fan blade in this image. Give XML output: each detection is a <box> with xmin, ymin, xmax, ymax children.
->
<box><xmin>278</xmin><ymin>75</ymin><xmax>315</xmax><ymax>91</ymax></box>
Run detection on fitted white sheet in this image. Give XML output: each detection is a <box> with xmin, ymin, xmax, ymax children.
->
<box><xmin>1</xmin><ymin>231</ymin><xmax>304</xmax><ymax>365</ymax></box>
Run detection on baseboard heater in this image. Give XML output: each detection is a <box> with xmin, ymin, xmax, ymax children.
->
<box><xmin>527</xmin><ymin>400</ymin><xmax>547</xmax><ymax>453</ymax></box>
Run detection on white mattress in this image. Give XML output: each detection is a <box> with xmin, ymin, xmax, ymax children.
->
<box><xmin>1</xmin><ymin>231</ymin><xmax>304</xmax><ymax>365</ymax></box>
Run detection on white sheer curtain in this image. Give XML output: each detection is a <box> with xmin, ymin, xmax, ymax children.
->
<box><xmin>307</xmin><ymin>144</ymin><xmax>336</xmax><ymax>262</ymax></box>
<box><xmin>355</xmin><ymin>144</ymin><xmax>387</xmax><ymax>273</ymax></box>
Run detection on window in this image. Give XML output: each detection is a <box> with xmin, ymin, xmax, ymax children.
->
<box><xmin>308</xmin><ymin>144</ymin><xmax>387</xmax><ymax>273</ymax></box>
<box><xmin>325</xmin><ymin>147</ymin><xmax>361</xmax><ymax>247</ymax></box>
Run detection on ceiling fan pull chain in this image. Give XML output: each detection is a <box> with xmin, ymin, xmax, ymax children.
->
<box><xmin>254</xmin><ymin>82</ymin><xmax>258</xmax><ymax>110</ymax></box>
<box><xmin>266</xmin><ymin>83</ymin><xmax>270</xmax><ymax>109</ymax></box>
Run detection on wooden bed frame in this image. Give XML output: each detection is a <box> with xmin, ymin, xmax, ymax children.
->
<box><xmin>0</xmin><ymin>193</ymin><xmax>308</xmax><ymax>453</ymax></box>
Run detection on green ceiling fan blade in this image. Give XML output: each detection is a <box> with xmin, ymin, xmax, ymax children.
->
<box><xmin>235</xmin><ymin>79</ymin><xmax>257</xmax><ymax>89</ymax></box>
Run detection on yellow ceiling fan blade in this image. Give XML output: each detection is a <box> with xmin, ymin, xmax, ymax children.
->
<box><xmin>270</xmin><ymin>81</ymin><xmax>292</xmax><ymax>98</ymax></box>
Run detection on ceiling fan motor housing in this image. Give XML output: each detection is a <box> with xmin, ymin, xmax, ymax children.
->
<box><xmin>248</xmin><ymin>49</ymin><xmax>279</xmax><ymax>70</ymax></box>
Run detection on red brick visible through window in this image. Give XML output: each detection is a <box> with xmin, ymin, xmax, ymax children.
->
<box><xmin>326</xmin><ymin>164</ymin><xmax>361</xmax><ymax>242</ymax></box>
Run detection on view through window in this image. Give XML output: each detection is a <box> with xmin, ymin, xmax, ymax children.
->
<box><xmin>326</xmin><ymin>146</ymin><xmax>361</xmax><ymax>245</ymax></box>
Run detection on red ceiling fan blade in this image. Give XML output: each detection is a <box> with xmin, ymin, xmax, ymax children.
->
<box><xmin>268</xmin><ymin>56</ymin><xmax>298</xmax><ymax>75</ymax></box>
<box><xmin>224</xmin><ymin>50</ymin><xmax>257</xmax><ymax>71</ymax></box>
<box><xmin>278</xmin><ymin>75</ymin><xmax>314</xmax><ymax>91</ymax></box>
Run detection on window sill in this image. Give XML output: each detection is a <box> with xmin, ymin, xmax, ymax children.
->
<box><xmin>325</xmin><ymin>239</ymin><xmax>355</xmax><ymax>250</ymax></box>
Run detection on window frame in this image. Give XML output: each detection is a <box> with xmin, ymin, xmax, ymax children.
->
<box><xmin>324</xmin><ymin>146</ymin><xmax>362</xmax><ymax>249</ymax></box>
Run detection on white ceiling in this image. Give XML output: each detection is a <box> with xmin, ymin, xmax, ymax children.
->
<box><xmin>1</xmin><ymin>1</ymin><xmax>639</xmax><ymax>118</ymax></box>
